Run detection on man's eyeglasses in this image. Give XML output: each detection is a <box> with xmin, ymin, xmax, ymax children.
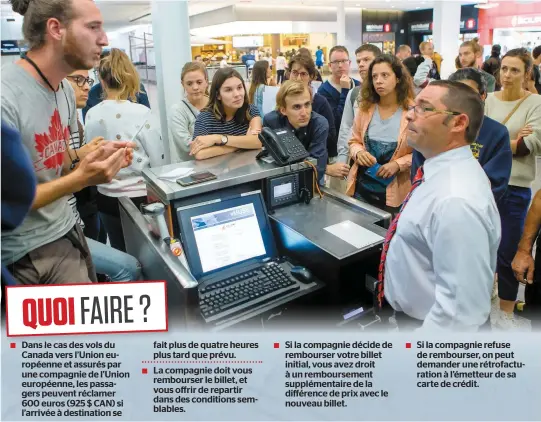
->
<box><xmin>407</xmin><ymin>105</ymin><xmax>461</xmax><ymax>117</ymax></box>
<box><xmin>330</xmin><ymin>59</ymin><xmax>350</xmax><ymax>66</ymax></box>
<box><xmin>290</xmin><ymin>70</ymin><xmax>310</xmax><ymax>78</ymax></box>
<box><xmin>67</xmin><ymin>75</ymin><xmax>95</xmax><ymax>88</ymax></box>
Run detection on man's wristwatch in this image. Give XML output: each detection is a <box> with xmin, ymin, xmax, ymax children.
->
<box><xmin>221</xmin><ymin>135</ymin><xmax>229</xmax><ymax>145</ymax></box>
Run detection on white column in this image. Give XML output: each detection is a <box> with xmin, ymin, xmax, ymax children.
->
<box><xmin>152</xmin><ymin>0</ymin><xmax>192</xmax><ymax>164</ymax></box>
<box><xmin>345</xmin><ymin>8</ymin><xmax>363</xmax><ymax>71</ymax></box>
<box><xmin>336</xmin><ymin>1</ymin><xmax>346</xmax><ymax>46</ymax></box>
<box><xmin>432</xmin><ymin>1</ymin><xmax>461</xmax><ymax>79</ymax></box>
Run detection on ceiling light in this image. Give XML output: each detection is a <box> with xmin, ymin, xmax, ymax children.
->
<box><xmin>356</xmin><ymin>3</ymin><xmax>361</xmax><ymax>5</ymax></box>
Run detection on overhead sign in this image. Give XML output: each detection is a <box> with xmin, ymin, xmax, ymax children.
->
<box><xmin>460</xmin><ymin>18</ymin><xmax>477</xmax><ymax>30</ymax></box>
<box><xmin>512</xmin><ymin>15</ymin><xmax>541</xmax><ymax>26</ymax></box>
<box><xmin>409</xmin><ymin>19</ymin><xmax>476</xmax><ymax>33</ymax></box>
<box><xmin>365</xmin><ymin>23</ymin><xmax>392</xmax><ymax>33</ymax></box>
<box><xmin>232</xmin><ymin>36</ymin><xmax>264</xmax><ymax>48</ymax></box>
<box><xmin>365</xmin><ymin>24</ymin><xmax>384</xmax><ymax>32</ymax></box>
<box><xmin>409</xmin><ymin>22</ymin><xmax>432</xmax><ymax>33</ymax></box>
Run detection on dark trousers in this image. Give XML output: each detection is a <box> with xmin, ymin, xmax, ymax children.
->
<box><xmin>81</xmin><ymin>212</ymin><xmax>107</xmax><ymax>244</ymax></box>
<box><xmin>497</xmin><ymin>186</ymin><xmax>532</xmax><ymax>301</ymax></box>
<box><xmin>97</xmin><ymin>193</ymin><xmax>146</xmax><ymax>253</ymax></box>
<box><xmin>524</xmin><ymin>236</ymin><xmax>541</xmax><ymax>330</ymax></box>
<box><xmin>277</xmin><ymin>70</ymin><xmax>285</xmax><ymax>84</ymax></box>
<box><xmin>354</xmin><ymin>190</ymin><xmax>401</xmax><ymax>218</ymax></box>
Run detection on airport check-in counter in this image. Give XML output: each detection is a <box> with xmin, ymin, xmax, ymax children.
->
<box><xmin>119</xmin><ymin>151</ymin><xmax>391</xmax><ymax>331</ymax></box>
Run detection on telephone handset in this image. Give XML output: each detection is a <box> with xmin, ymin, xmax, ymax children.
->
<box><xmin>258</xmin><ymin>127</ymin><xmax>310</xmax><ymax>166</ymax></box>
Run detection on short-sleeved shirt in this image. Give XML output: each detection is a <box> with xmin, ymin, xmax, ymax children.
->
<box><xmin>193</xmin><ymin>104</ymin><xmax>260</xmax><ymax>140</ymax></box>
<box><xmin>1</xmin><ymin>63</ymin><xmax>77</xmax><ymax>265</ymax></box>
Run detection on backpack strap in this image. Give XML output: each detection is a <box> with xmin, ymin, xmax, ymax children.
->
<box><xmin>350</xmin><ymin>85</ymin><xmax>361</xmax><ymax>108</ymax></box>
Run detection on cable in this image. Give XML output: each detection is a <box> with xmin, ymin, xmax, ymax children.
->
<box><xmin>303</xmin><ymin>160</ymin><xmax>323</xmax><ymax>199</ymax></box>
<box><xmin>22</xmin><ymin>54</ymin><xmax>80</xmax><ymax>169</ymax></box>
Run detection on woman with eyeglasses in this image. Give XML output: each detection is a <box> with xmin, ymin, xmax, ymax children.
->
<box><xmin>85</xmin><ymin>48</ymin><xmax>165</xmax><ymax>253</ymax></box>
<box><xmin>288</xmin><ymin>54</ymin><xmax>346</xmax><ymax>179</ymax></box>
<box><xmin>65</xmin><ymin>70</ymin><xmax>104</xmax><ymax>242</ymax></box>
<box><xmin>248</xmin><ymin>60</ymin><xmax>275</xmax><ymax>115</ymax></box>
<box><xmin>346</xmin><ymin>54</ymin><xmax>415</xmax><ymax>214</ymax></box>
<box><xmin>484</xmin><ymin>48</ymin><xmax>541</xmax><ymax>330</ymax></box>
<box><xmin>64</xmin><ymin>69</ymin><xmax>142</xmax><ymax>282</ymax></box>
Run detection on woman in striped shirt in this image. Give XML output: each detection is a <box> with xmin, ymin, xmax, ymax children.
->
<box><xmin>191</xmin><ymin>68</ymin><xmax>263</xmax><ymax>160</ymax></box>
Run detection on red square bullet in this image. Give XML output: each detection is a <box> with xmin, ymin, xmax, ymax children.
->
<box><xmin>10</xmin><ymin>343</ymin><xmax>16</xmax><ymax>349</ymax></box>
<box><xmin>142</xmin><ymin>368</ymin><xmax>148</xmax><ymax>374</ymax></box>
<box><xmin>274</xmin><ymin>342</ymin><xmax>280</xmax><ymax>349</ymax></box>
<box><xmin>405</xmin><ymin>343</ymin><xmax>412</xmax><ymax>349</ymax></box>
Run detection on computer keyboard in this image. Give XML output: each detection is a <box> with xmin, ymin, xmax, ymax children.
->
<box><xmin>199</xmin><ymin>262</ymin><xmax>300</xmax><ymax>322</ymax></box>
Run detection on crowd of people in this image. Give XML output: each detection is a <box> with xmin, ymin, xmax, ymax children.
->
<box><xmin>2</xmin><ymin>0</ymin><xmax>541</xmax><ymax>332</ymax></box>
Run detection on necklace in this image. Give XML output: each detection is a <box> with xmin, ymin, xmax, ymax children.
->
<box><xmin>22</xmin><ymin>53</ymin><xmax>80</xmax><ymax>169</ymax></box>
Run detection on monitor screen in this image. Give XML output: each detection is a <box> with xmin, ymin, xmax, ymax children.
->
<box><xmin>191</xmin><ymin>204</ymin><xmax>266</xmax><ymax>274</ymax></box>
<box><xmin>274</xmin><ymin>183</ymin><xmax>292</xmax><ymax>198</ymax></box>
<box><xmin>177</xmin><ymin>192</ymin><xmax>277</xmax><ymax>280</ymax></box>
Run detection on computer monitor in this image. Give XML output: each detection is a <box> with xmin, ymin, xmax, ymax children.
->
<box><xmin>176</xmin><ymin>192</ymin><xmax>278</xmax><ymax>280</ymax></box>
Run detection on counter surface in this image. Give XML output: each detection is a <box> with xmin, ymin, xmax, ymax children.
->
<box><xmin>143</xmin><ymin>150</ymin><xmax>314</xmax><ymax>203</ymax></box>
<box><xmin>271</xmin><ymin>196</ymin><xmax>387</xmax><ymax>260</ymax></box>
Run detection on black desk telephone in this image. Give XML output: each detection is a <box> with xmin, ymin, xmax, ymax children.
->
<box><xmin>258</xmin><ymin>127</ymin><xmax>310</xmax><ymax>166</ymax></box>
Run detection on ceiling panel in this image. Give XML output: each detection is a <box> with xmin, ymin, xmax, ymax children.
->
<box><xmin>2</xmin><ymin>0</ymin><xmax>482</xmax><ymax>33</ymax></box>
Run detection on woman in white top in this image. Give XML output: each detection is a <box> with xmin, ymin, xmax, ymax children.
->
<box><xmin>484</xmin><ymin>47</ymin><xmax>541</xmax><ymax>329</ymax></box>
<box><xmin>276</xmin><ymin>52</ymin><xmax>287</xmax><ymax>85</ymax></box>
<box><xmin>85</xmin><ymin>48</ymin><xmax>165</xmax><ymax>252</ymax></box>
<box><xmin>169</xmin><ymin>62</ymin><xmax>209</xmax><ymax>162</ymax></box>
<box><xmin>265</xmin><ymin>52</ymin><xmax>274</xmax><ymax>70</ymax></box>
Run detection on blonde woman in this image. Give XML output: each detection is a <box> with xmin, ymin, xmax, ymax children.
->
<box><xmin>169</xmin><ymin>62</ymin><xmax>209</xmax><ymax>162</ymax></box>
<box><xmin>85</xmin><ymin>48</ymin><xmax>165</xmax><ymax>252</ymax></box>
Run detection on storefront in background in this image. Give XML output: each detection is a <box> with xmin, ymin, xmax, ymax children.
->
<box><xmin>478</xmin><ymin>2</ymin><xmax>541</xmax><ymax>54</ymax></box>
<box><xmin>191</xmin><ymin>32</ymin><xmax>334</xmax><ymax>66</ymax></box>
<box><xmin>407</xmin><ymin>18</ymin><xmax>479</xmax><ymax>52</ymax></box>
<box><xmin>405</xmin><ymin>5</ymin><xmax>479</xmax><ymax>53</ymax></box>
<box><xmin>361</xmin><ymin>9</ymin><xmax>406</xmax><ymax>55</ymax></box>
<box><xmin>362</xmin><ymin>23</ymin><xmax>397</xmax><ymax>55</ymax></box>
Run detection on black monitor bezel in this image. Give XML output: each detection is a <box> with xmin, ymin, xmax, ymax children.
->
<box><xmin>177</xmin><ymin>191</ymin><xmax>277</xmax><ymax>280</ymax></box>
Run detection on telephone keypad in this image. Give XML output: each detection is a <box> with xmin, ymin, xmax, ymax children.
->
<box><xmin>283</xmin><ymin>136</ymin><xmax>307</xmax><ymax>160</ymax></box>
